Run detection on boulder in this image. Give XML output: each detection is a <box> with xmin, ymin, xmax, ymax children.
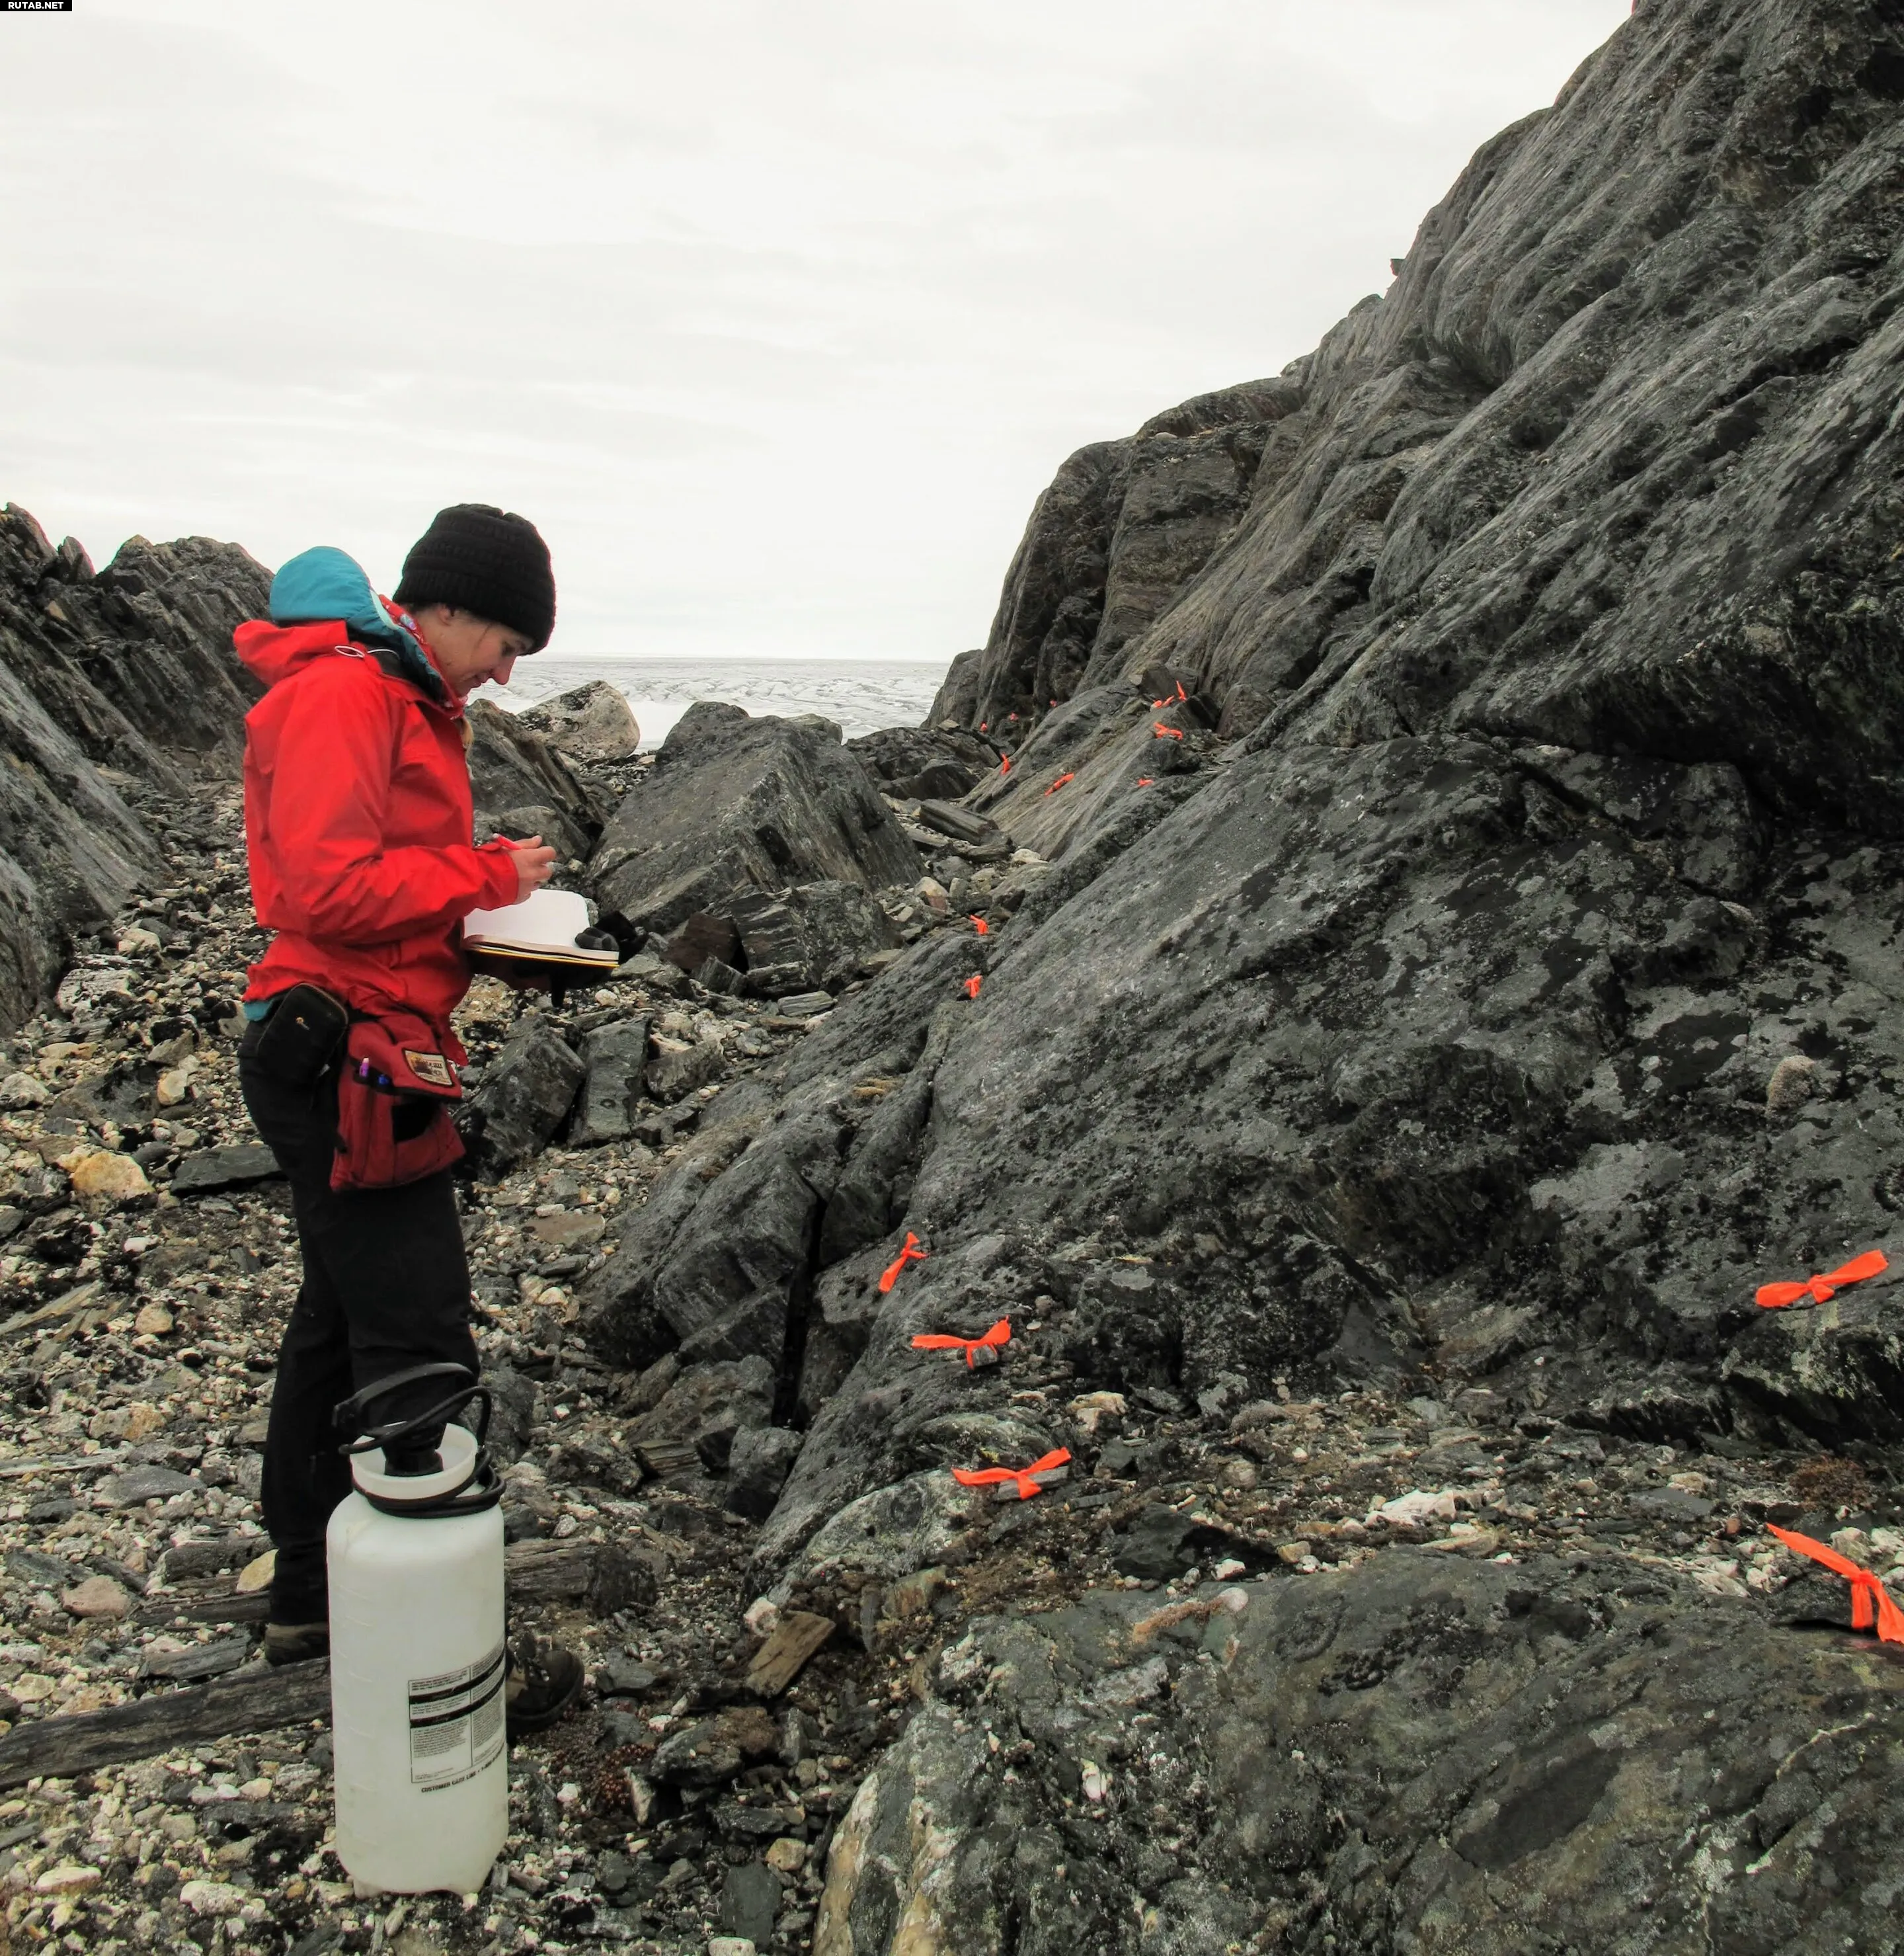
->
<box><xmin>171</xmin><ymin>1144</ymin><xmax>282</xmax><ymax>1196</ymax></box>
<box><xmin>99</xmin><ymin>1465</ymin><xmax>199</xmax><ymax>1507</ymax></box>
<box><xmin>923</xmin><ymin>650</ymin><xmax>984</xmax><ymax>730</ymax></box>
<box><xmin>718</xmin><ymin>1863</ymin><xmax>783</xmax><ymax>1947</ymax></box>
<box><xmin>478</xmin><ymin>1364</ymin><xmax>540</xmax><ymax>1467</ymax></box>
<box><xmin>463</xmin><ymin>1018</ymin><xmax>584</xmax><ymax>1173</ymax></box>
<box><xmin>627</xmin><ymin>1356</ymin><xmax>776</xmax><ymax>1474</ymax></box>
<box><xmin>588</xmin><ymin>703</ymin><xmax>918</xmax><ymax>940</ymax></box>
<box><xmin>570</xmin><ymin>1016</ymin><xmax>651</xmax><ymax>1147</ymax></box>
<box><xmin>661</xmin><ymin>911</ymin><xmax>743</xmax><ymax>976</ymax></box>
<box><xmin>787</xmin><ymin>881</ymin><xmax>901</xmax><ymax>991</ymax></box>
<box><xmin>516</xmin><ymin>678</ymin><xmax>643</xmax><ymax>763</ymax></box>
<box><xmin>914</xmin><ymin>799</ymin><xmax>1006</xmax><ymax>852</ymax></box>
<box><xmin>61</xmin><ymin>1575</ymin><xmax>130</xmax><ymax>1619</ymax></box>
<box><xmin>846</xmin><ymin>725</ymin><xmax>996</xmax><ymax>798</ymax></box>
<box><xmin>729</xmin><ymin>882</ymin><xmax>900</xmax><ymax>998</ymax></box>
<box><xmin>724</xmin><ymin>1426</ymin><xmax>803</xmax><ymax>1522</ymax></box>
<box><xmin>649</xmin><ymin>1703</ymin><xmax>779</xmax><ymax>1788</ymax></box>
<box><xmin>61</xmin><ymin>1149</ymin><xmax>150</xmax><ymax>1204</ymax></box>
<box><xmin>644</xmin><ymin>1034</ymin><xmax>721</xmax><ymax>1104</ymax></box>
<box><xmin>725</xmin><ymin>892</ymin><xmax>807</xmax><ymax>996</ymax></box>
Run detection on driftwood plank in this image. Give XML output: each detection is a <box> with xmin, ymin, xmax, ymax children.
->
<box><xmin>138</xmin><ymin>1539</ymin><xmax>602</xmax><ymax>1627</ymax></box>
<box><xmin>504</xmin><ymin>1537</ymin><xmax>599</xmax><ymax>1600</ymax></box>
<box><xmin>746</xmin><ymin>1611</ymin><xmax>835</xmax><ymax>1696</ymax></box>
<box><xmin>0</xmin><ymin>1658</ymin><xmax>330</xmax><ymax>1788</ymax></box>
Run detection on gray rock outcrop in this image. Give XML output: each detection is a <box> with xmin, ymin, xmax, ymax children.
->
<box><xmin>817</xmin><ymin>1553</ymin><xmax>1904</xmax><ymax>1955</ymax></box>
<box><xmin>942</xmin><ymin>0</ymin><xmax>1904</xmax><ymax>828</ymax></box>
<box><xmin>0</xmin><ymin>505</ymin><xmax>270</xmax><ymax>1032</ymax></box>
<box><xmin>564</xmin><ymin>5</ymin><xmax>1904</xmax><ymax>1945</ymax></box>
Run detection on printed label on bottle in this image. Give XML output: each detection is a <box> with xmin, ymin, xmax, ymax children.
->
<box><xmin>408</xmin><ymin>1641</ymin><xmax>506</xmax><ymax>1787</ymax></box>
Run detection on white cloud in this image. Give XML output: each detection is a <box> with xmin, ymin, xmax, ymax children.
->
<box><xmin>0</xmin><ymin>0</ymin><xmax>1630</xmax><ymax>660</ymax></box>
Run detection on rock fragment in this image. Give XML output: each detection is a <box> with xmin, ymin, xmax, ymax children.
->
<box><xmin>466</xmin><ymin>1018</ymin><xmax>584</xmax><ymax>1172</ymax></box>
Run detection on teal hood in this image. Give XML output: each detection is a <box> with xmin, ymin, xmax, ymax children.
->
<box><xmin>266</xmin><ymin>547</ymin><xmax>446</xmax><ymax>702</ymax></box>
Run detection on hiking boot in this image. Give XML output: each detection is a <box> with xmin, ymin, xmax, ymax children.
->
<box><xmin>504</xmin><ymin>1633</ymin><xmax>583</xmax><ymax>1735</ymax></box>
<box><xmin>264</xmin><ymin>1620</ymin><xmax>331</xmax><ymax>1666</ymax></box>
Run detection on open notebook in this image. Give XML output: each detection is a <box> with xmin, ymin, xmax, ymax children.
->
<box><xmin>463</xmin><ymin>887</ymin><xmax>620</xmax><ymax>973</ymax></box>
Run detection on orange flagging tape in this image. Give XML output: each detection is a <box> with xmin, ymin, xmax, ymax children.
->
<box><xmin>971</xmin><ymin>915</ymin><xmax>989</xmax><ymax>935</ymax></box>
<box><xmin>953</xmin><ymin>1447</ymin><xmax>1072</xmax><ymax>1500</ymax></box>
<box><xmin>1769</xmin><ymin>1524</ymin><xmax>1904</xmax><ymax>1641</ymax></box>
<box><xmin>913</xmin><ymin>1317</ymin><xmax>1011</xmax><ymax>1367</ymax></box>
<box><xmin>877</xmin><ymin>1233</ymin><xmax>928</xmax><ymax>1294</ymax></box>
<box><xmin>1045</xmin><ymin>772</ymin><xmax>1075</xmax><ymax>795</ymax></box>
<box><xmin>1153</xmin><ymin>722</ymin><xmax>1184</xmax><ymax>740</ymax></box>
<box><xmin>1757</xmin><ymin>1248</ymin><xmax>1888</xmax><ymax>1309</ymax></box>
<box><xmin>963</xmin><ymin>974</ymin><xmax>982</xmax><ymax>999</ymax></box>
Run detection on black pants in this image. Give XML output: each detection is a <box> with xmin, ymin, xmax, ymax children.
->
<box><xmin>239</xmin><ymin>1039</ymin><xmax>477</xmax><ymax>1624</ymax></box>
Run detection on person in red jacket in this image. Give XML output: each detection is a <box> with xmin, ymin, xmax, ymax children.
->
<box><xmin>235</xmin><ymin>505</ymin><xmax>579</xmax><ymax>1729</ymax></box>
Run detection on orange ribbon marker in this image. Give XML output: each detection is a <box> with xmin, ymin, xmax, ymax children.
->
<box><xmin>1769</xmin><ymin>1524</ymin><xmax>1904</xmax><ymax>1641</ymax></box>
<box><xmin>912</xmin><ymin>1317</ymin><xmax>1011</xmax><ymax>1368</ymax></box>
<box><xmin>1045</xmin><ymin>772</ymin><xmax>1075</xmax><ymax>795</ymax></box>
<box><xmin>963</xmin><ymin>974</ymin><xmax>982</xmax><ymax>1000</ymax></box>
<box><xmin>971</xmin><ymin>916</ymin><xmax>989</xmax><ymax>935</ymax></box>
<box><xmin>878</xmin><ymin>1233</ymin><xmax>928</xmax><ymax>1293</ymax></box>
<box><xmin>1153</xmin><ymin>722</ymin><xmax>1184</xmax><ymax>740</ymax></box>
<box><xmin>953</xmin><ymin>1447</ymin><xmax>1072</xmax><ymax>1501</ymax></box>
<box><xmin>1756</xmin><ymin>1248</ymin><xmax>1888</xmax><ymax>1309</ymax></box>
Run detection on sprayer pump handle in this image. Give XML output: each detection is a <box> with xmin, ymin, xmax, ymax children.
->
<box><xmin>333</xmin><ymin>1362</ymin><xmax>492</xmax><ymax>1455</ymax></box>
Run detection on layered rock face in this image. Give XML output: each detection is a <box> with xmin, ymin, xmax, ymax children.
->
<box><xmin>946</xmin><ymin>0</ymin><xmax>1904</xmax><ymax>840</ymax></box>
<box><xmin>936</xmin><ymin>379</ymin><xmax>1298</xmax><ymax>734</ymax></box>
<box><xmin>0</xmin><ymin>507</ymin><xmax>269</xmax><ymax>1033</ymax></box>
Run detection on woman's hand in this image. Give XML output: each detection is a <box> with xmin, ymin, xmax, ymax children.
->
<box><xmin>508</xmin><ymin>836</ymin><xmax>558</xmax><ymax>901</ymax></box>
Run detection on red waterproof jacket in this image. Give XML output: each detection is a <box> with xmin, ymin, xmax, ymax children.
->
<box><xmin>236</xmin><ymin>620</ymin><xmax>520</xmax><ymax>1042</ymax></box>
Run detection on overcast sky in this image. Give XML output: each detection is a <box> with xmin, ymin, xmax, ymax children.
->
<box><xmin>1</xmin><ymin>1</ymin><xmax>1630</xmax><ymax>664</ymax></box>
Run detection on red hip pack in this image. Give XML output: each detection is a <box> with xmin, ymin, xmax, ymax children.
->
<box><xmin>331</xmin><ymin>1011</ymin><xmax>465</xmax><ymax>1192</ymax></box>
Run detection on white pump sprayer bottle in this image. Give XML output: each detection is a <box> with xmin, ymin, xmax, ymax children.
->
<box><xmin>327</xmin><ymin>1373</ymin><xmax>507</xmax><ymax>1896</ymax></box>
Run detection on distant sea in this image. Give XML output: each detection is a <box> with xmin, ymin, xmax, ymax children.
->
<box><xmin>491</xmin><ymin>657</ymin><xmax>947</xmax><ymax>749</ymax></box>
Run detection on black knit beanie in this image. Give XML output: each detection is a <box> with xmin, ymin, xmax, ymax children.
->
<box><xmin>392</xmin><ymin>504</ymin><xmax>556</xmax><ymax>651</ymax></box>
